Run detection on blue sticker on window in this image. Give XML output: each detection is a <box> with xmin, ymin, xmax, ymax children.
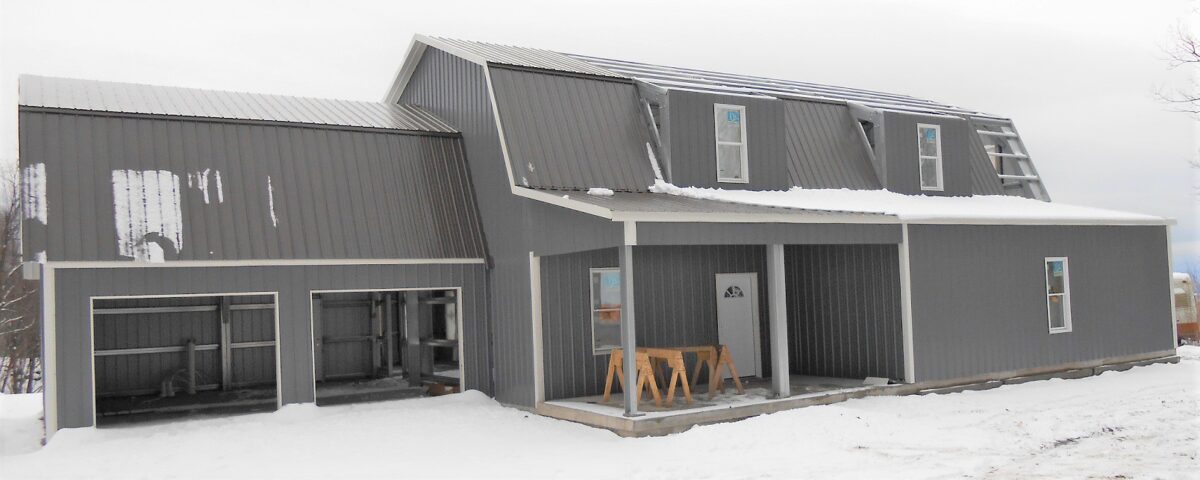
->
<box><xmin>1050</xmin><ymin>261</ymin><xmax>1063</xmax><ymax>274</ymax></box>
<box><xmin>727</xmin><ymin>110</ymin><xmax>740</xmax><ymax>123</ymax></box>
<box><xmin>602</xmin><ymin>273</ymin><xmax>621</xmax><ymax>287</ymax></box>
<box><xmin>924</xmin><ymin>128</ymin><xmax>937</xmax><ymax>141</ymax></box>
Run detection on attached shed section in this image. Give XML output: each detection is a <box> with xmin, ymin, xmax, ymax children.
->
<box><xmin>21</xmin><ymin>76</ymin><xmax>492</xmax><ymax>432</ymax></box>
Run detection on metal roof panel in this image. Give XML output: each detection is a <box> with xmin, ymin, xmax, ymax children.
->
<box><xmin>19</xmin><ymin>75</ymin><xmax>458</xmax><ymax>133</ymax></box>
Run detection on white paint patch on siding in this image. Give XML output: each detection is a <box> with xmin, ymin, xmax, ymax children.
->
<box><xmin>266</xmin><ymin>175</ymin><xmax>278</xmax><ymax>228</ymax></box>
<box><xmin>34</xmin><ymin>251</ymin><xmax>45</xmax><ymax>263</ymax></box>
<box><xmin>21</xmin><ymin>163</ymin><xmax>47</xmax><ymax>224</ymax></box>
<box><xmin>214</xmin><ymin>170</ymin><xmax>224</xmax><ymax>203</ymax></box>
<box><xmin>111</xmin><ymin>170</ymin><xmax>184</xmax><ymax>262</ymax></box>
<box><xmin>188</xmin><ymin>169</ymin><xmax>212</xmax><ymax>204</ymax></box>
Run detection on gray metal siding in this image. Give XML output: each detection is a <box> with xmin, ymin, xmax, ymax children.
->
<box><xmin>783</xmin><ymin>100</ymin><xmax>883</xmax><ymax>190</ymax></box>
<box><xmin>400</xmin><ymin>48</ymin><xmax>535</xmax><ymax>405</ymax></box>
<box><xmin>19</xmin><ymin>110</ymin><xmax>486</xmax><ymax>262</ymax></box>
<box><xmin>637</xmin><ymin>222</ymin><xmax>901</xmax><ymax>246</ymax></box>
<box><xmin>881</xmin><ymin>111</ymin><xmax>972</xmax><ymax>196</ymax></box>
<box><xmin>907</xmin><ymin>224</ymin><xmax>1174</xmax><ymax>382</ymax></box>
<box><xmin>785</xmin><ymin>245</ymin><xmax>904</xmax><ymax>380</ymax></box>
<box><xmin>527</xmin><ymin>201</ymin><xmax>622</xmax><ymax>257</ymax></box>
<box><xmin>20</xmin><ymin>75</ymin><xmax>456</xmax><ymax>133</ymax></box>
<box><xmin>540</xmin><ymin>245</ymin><xmax>769</xmax><ymax>400</ymax></box>
<box><xmin>400</xmin><ymin>49</ymin><xmax>655</xmax><ymax>407</ymax></box>
<box><xmin>964</xmin><ymin>118</ymin><xmax>1005</xmax><ymax>195</ymax></box>
<box><xmin>666</xmin><ymin>90</ymin><xmax>790</xmax><ymax>191</ymax></box>
<box><xmin>488</xmin><ymin>67</ymin><xmax>655</xmax><ymax>191</ymax></box>
<box><xmin>51</xmin><ymin>262</ymin><xmax>488</xmax><ymax>428</ymax></box>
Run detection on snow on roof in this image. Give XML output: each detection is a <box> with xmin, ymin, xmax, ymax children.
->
<box><xmin>647</xmin><ymin>181</ymin><xmax>1167</xmax><ymax>225</ymax></box>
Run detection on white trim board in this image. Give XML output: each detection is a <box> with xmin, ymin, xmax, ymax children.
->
<box><xmin>383</xmin><ymin>38</ymin><xmax>428</xmax><ymax>104</ymax></box>
<box><xmin>44</xmin><ymin>258</ymin><xmax>486</xmax><ymax>269</ymax></box>
<box><xmin>529</xmin><ymin>253</ymin><xmax>545</xmax><ymax>405</ymax></box>
<box><xmin>898</xmin><ymin>224</ymin><xmax>916</xmax><ymax>383</ymax></box>
<box><xmin>1166</xmin><ymin>225</ymin><xmax>1179</xmax><ymax>347</ymax></box>
<box><xmin>41</xmin><ymin>265</ymin><xmax>57</xmax><ymax>436</ymax></box>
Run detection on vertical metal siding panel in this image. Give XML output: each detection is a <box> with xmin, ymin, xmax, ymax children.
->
<box><xmin>781</xmin><ymin>101</ymin><xmax>883</xmax><ymax>190</ymax></box>
<box><xmin>73</xmin><ymin>115</ymin><xmax>99</xmax><ymax>260</ymax></box>
<box><xmin>242</xmin><ymin>126</ymin><xmax>273</xmax><ymax>259</ymax></box>
<box><xmin>784</xmin><ymin>244</ymin><xmax>902</xmax><ymax>379</ymax></box>
<box><xmin>354</xmin><ymin>133</ymin><xmax>388</xmax><ymax>257</ymax></box>
<box><xmin>181</xmin><ymin>122</ymin><xmax>213</xmax><ymax>259</ymax></box>
<box><xmin>529</xmin><ymin>72</ymin><xmax>577</xmax><ymax>189</ymax></box>
<box><xmin>488</xmin><ymin>68</ymin><xmax>653</xmax><ymax>191</ymax></box>
<box><xmin>280</xmin><ymin>128</ymin><xmax>315</xmax><ymax>259</ymax></box>
<box><xmin>804</xmin><ymin>105</ymin><xmax>840</xmax><ymax>188</ymax></box>
<box><xmin>44</xmin><ymin>114</ymin><xmax>69</xmax><ymax>259</ymax></box>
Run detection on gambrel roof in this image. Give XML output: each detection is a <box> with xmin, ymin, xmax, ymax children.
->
<box><xmin>386</xmin><ymin>35</ymin><xmax>1001</xmax><ymax>120</ymax></box>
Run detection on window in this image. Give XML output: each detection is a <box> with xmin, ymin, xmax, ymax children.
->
<box><xmin>714</xmin><ymin>104</ymin><xmax>748</xmax><ymax>183</ymax></box>
<box><xmin>1045</xmin><ymin>257</ymin><xmax>1072</xmax><ymax>334</ymax></box>
<box><xmin>590</xmin><ymin>268</ymin><xmax>622</xmax><ymax>354</ymax></box>
<box><xmin>917</xmin><ymin>124</ymin><xmax>943</xmax><ymax>191</ymax></box>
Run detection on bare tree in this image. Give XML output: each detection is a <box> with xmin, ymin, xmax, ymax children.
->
<box><xmin>1158</xmin><ymin>20</ymin><xmax>1200</xmax><ymax>205</ymax></box>
<box><xmin>0</xmin><ymin>165</ymin><xmax>40</xmax><ymax>393</ymax></box>
<box><xmin>1159</xmin><ymin>22</ymin><xmax>1200</xmax><ymax>120</ymax></box>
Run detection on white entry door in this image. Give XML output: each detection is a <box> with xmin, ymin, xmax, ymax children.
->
<box><xmin>715</xmin><ymin>273</ymin><xmax>760</xmax><ymax>378</ymax></box>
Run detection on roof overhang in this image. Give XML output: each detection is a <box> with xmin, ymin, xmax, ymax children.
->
<box><xmin>513</xmin><ymin>187</ymin><xmax>1173</xmax><ymax>228</ymax></box>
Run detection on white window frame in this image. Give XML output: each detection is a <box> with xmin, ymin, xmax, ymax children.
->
<box><xmin>917</xmin><ymin>123</ymin><xmax>944</xmax><ymax>191</ymax></box>
<box><xmin>1044</xmin><ymin>257</ymin><xmax>1073</xmax><ymax>334</ymax></box>
<box><xmin>589</xmin><ymin>267</ymin><xmax>622</xmax><ymax>354</ymax></box>
<box><xmin>714</xmin><ymin>104</ymin><xmax>749</xmax><ymax>184</ymax></box>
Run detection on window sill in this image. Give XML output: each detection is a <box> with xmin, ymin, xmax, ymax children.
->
<box><xmin>717</xmin><ymin>178</ymin><xmax>750</xmax><ymax>184</ymax></box>
<box><xmin>1048</xmin><ymin>328</ymin><xmax>1073</xmax><ymax>335</ymax></box>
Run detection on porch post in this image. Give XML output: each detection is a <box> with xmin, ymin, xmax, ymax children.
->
<box><xmin>619</xmin><ymin>243</ymin><xmax>640</xmax><ymax>416</ymax></box>
<box><xmin>767</xmin><ymin>244</ymin><xmax>791</xmax><ymax>398</ymax></box>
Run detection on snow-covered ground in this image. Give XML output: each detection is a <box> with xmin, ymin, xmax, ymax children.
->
<box><xmin>2</xmin><ymin>348</ymin><xmax>1197</xmax><ymax>479</ymax></box>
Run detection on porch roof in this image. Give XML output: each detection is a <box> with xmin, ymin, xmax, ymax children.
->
<box><xmin>517</xmin><ymin>183</ymin><xmax>1170</xmax><ymax>227</ymax></box>
<box><xmin>517</xmin><ymin>188</ymin><xmax>898</xmax><ymax>224</ymax></box>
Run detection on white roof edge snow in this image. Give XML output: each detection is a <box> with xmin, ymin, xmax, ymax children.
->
<box><xmin>647</xmin><ymin>181</ymin><xmax>1169</xmax><ymax>225</ymax></box>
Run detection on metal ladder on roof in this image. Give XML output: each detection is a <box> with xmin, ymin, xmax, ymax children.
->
<box><xmin>972</xmin><ymin>117</ymin><xmax>1051</xmax><ymax>201</ymax></box>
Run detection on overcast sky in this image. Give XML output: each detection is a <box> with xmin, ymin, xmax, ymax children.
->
<box><xmin>1</xmin><ymin>0</ymin><xmax>1196</xmax><ymax>268</ymax></box>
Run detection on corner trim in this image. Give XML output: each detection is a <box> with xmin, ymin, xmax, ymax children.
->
<box><xmin>898</xmin><ymin>223</ymin><xmax>916</xmax><ymax>383</ymax></box>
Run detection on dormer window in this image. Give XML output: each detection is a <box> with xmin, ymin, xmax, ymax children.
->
<box><xmin>917</xmin><ymin>124</ymin><xmax>943</xmax><ymax>191</ymax></box>
<box><xmin>714</xmin><ymin>104</ymin><xmax>748</xmax><ymax>183</ymax></box>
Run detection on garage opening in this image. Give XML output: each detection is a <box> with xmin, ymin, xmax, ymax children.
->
<box><xmin>312</xmin><ymin>289</ymin><xmax>461</xmax><ymax>405</ymax></box>
<box><xmin>92</xmin><ymin>294</ymin><xmax>278</xmax><ymax>424</ymax></box>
